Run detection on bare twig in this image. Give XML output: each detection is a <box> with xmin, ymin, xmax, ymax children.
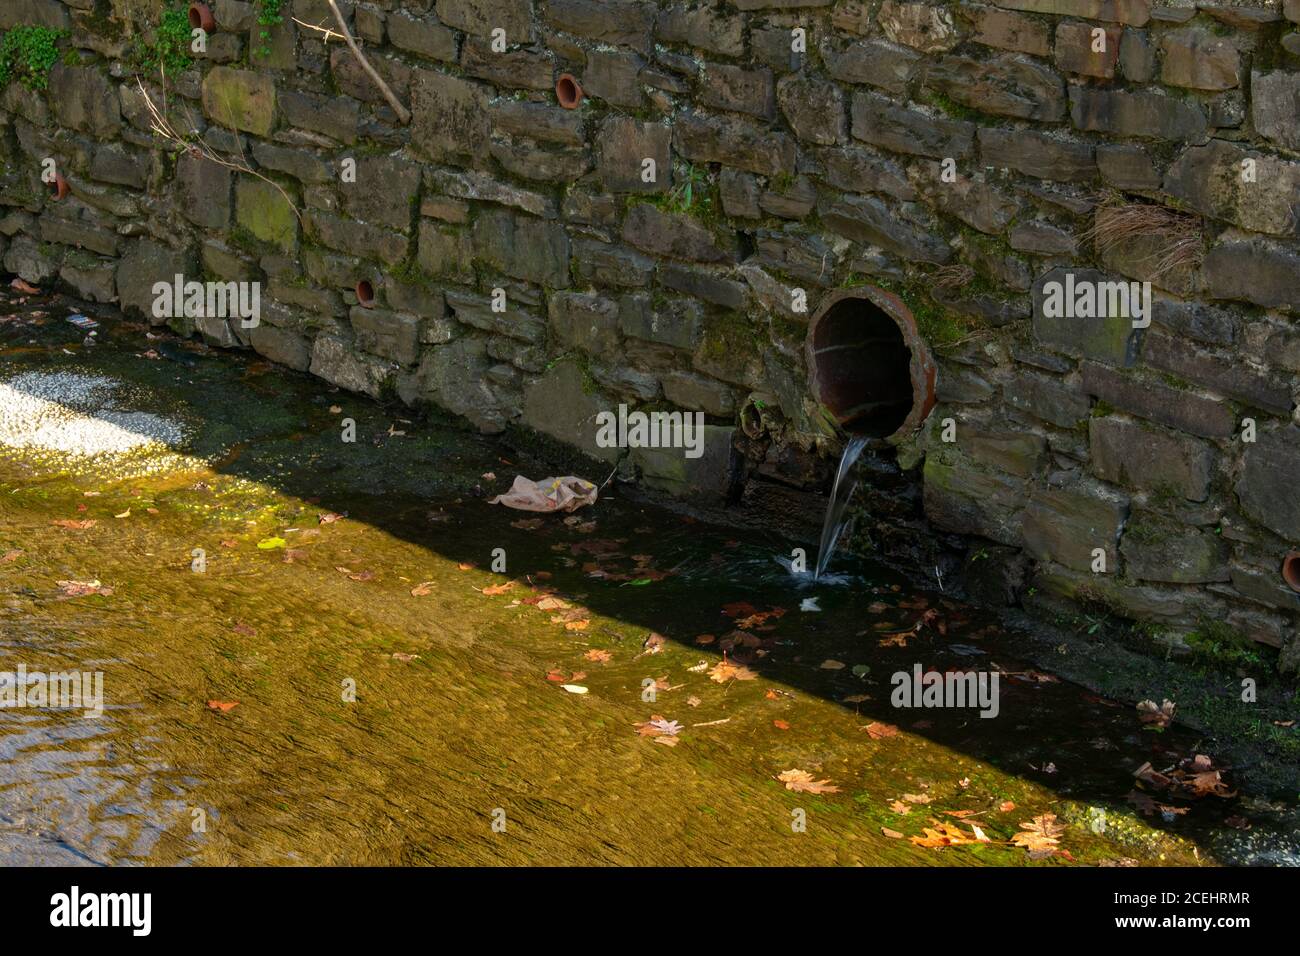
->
<box><xmin>305</xmin><ymin>0</ymin><xmax>411</xmax><ymax>124</ymax></box>
<box><xmin>136</xmin><ymin>78</ymin><xmax>301</xmax><ymax>222</ymax></box>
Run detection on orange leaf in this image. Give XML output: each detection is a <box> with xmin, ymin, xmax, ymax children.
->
<box><xmin>861</xmin><ymin>721</ymin><xmax>899</xmax><ymax>739</ymax></box>
<box><xmin>206</xmin><ymin>700</ymin><xmax>239</xmax><ymax>713</ymax></box>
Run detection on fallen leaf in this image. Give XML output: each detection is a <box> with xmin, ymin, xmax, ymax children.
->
<box><xmin>910</xmin><ymin>820</ymin><xmax>978</xmax><ymax>848</ymax></box>
<box><xmin>257</xmin><ymin>537</ymin><xmax>287</xmax><ymax>550</ymax></box>
<box><xmin>773</xmin><ymin>719</ymin><xmax>790</xmax><ymax>730</ymax></box>
<box><xmin>114</xmin><ymin>509</ymin><xmax>131</xmax><ymax>519</ymax></box>
<box><xmin>410</xmin><ymin>581</ymin><xmax>435</xmax><ymax>596</ymax></box>
<box><xmin>482</xmin><ymin>581</ymin><xmax>515</xmax><ymax>596</ymax></box>
<box><xmin>206</xmin><ymin>700</ymin><xmax>239</xmax><ymax>713</ymax></box>
<box><xmin>777</xmin><ymin>769</ymin><xmax>841</xmax><ymax>794</ymax></box>
<box><xmin>881</xmin><ymin>827</ymin><xmax>904</xmax><ymax>839</ymax></box>
<box><xmin>584</xmin><ymin>649</ymin><xmax>612</xmax><ymax>663</ymax></box>
<box><xmin>560</xmin><ymin>684</ymin><xmax>588</xmax><ymax>694</ymax></box>
<box><xmin>861</xmin><ymin>721</ymin><xmax>899</xmax><ymax>739</ymax></box>
<box><xmin>1136</xmin><ymin>698</ymin><xmax>1176</xmax><ymax>730</ymax></box>
<box><xmin>56</xmin><ymin>579</ymin><xmax>113</xmax><ymax>597</ymax></box>
<box><xmin>634</xmin><ymin>715</ymin><xmax>683</xmax><ymax>745</ymax></box>
<box><xmin>318</xmin><ymin>512</ymin><xmax>345</xmax><ymax>524</ymax></box>
<box><xmin>51</xmin><ymin>519</ymin><xmax>97</xmax><ymax>530</ymax></box>
<box><xmin>708</xmin><ymin>659</ymin><xmax>758</xmax><ymax>683</ymax></box>
<box><xmin>1</xmin><ymin>549</ymin><xmax>22</xmax><ymax>563</ymax></box>
<box><xmin>392</xmin><ymin>652</ymin><xmax>419</xmax><ymax>662</ymax></box>
<box><xmin>1011</xmin><ymin>813</ymin><xmax>1066</xmax><ymax>854</ymax></box>
<box><xmin>820</xmin><ymin>659</ymin><xmax>845</xmax><ymax>670</ymax></box>
<box><xmin>335</xmin><ymin>567</ymin><xmax>374</xmax><ymax>582</ymax></box>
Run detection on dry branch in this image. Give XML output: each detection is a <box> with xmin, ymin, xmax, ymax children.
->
<box><xmin>296</xmin><ymin>1</ymin><xmax>411</xmax><ymax>124</ymax></box>
<box><xmin>136</xmin><ymin>76</ymin><xmax>301</xmax><ymax>222</ymax></box>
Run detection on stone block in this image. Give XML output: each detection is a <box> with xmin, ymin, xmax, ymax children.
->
<box><xmin>411</xmin><ymin>70</ymin><xmax>491</xmax><ymax>165</ymax></box>
<box><xmin>1080</xmin><ymin>361</ymin><xmax>1236</xmax><ymax>438</ymax></box>
<box><xmin>621</xmin><ymin>203</ymin><xmax>733</xmax><ymax>263</ymax></box>
<box><xmin>201</xmin><ymin>66</ymin><xmax>276</xmax><ymax>136</ymax></box>
<box><xmin>1121</xmin><ymin>517</ymin><xmax>1229</xmax><ymax>584</ymax></box>
<box><xmin>922</xmin><ymin>456</ymin><xmax>1026</xmax><ymax>546</ymax></box>
<box><xmin>1164</xmin><ymin>140</ymin><xmax>1300</xmax><ymax>238</ymax></box>
<box><xmin>174</xmin><ymin>152</ymin><xmax>232</xmax><ymax>230</ymax></box>
<box><xmin>1022</xmin><ymin>482</ymin><xmax>1128</xmax><ymax>572</ymax></box>
<box><xmin>978</xmin><ymin>128</ymin><xmax>1096</xmax><ymax>181</ymax></box>
<box><xmin>350</xmin><ymin>306</ymin><xmax>420</xmax><ymax>365</ymax></box>
<box><xmin>548</xmin><ymin>291</ymin><xmax>622</xmax><ymax>358</ymax></box>
<box><xmin>472</xmin><ymin>208</ymin><xmax>570</xmax><ymax>287</ymax></box>
<box><xmin>923</xmin><ymin>53</ymin><xmax>1065</xmax><ymax>121</ymax></box>
<box><xmin>236</xmin><ymin>178</ymin><xmax>297</xmax><ymax>252</ymax></box>
<box><xmin>674</xmin><ymin>110</ymin><xmax>796</xmax><ymax>178</ymax></box>
<box><xmin>1238</xmin><ymin>428</ymin><xmax>1300</xmax><ymax>540</ymax></box>
<box><xmin>1032</xmin><ymin>267</ymin><xmax>1144</xmax><ymax>365</ymax></box>
<box><xmin>48</xmin><ymin>64</ymin><xmax>120</xmax><ymax>138</ymax></box>
<box><xmin>1159</xmin><ymin>28</ymin><xmax>1240</xmax><ymax>90</ymax></box>
<box><xmin>1089</xmin><ymin>416</ymin><xmax>1213</xmax><ymax>501</ymax></box>
<box><xmin>1069</xmin><ymin>87</ymin><xmax>1206</xmax><ymax>141</ymax></box>
<box><xmin>595</xmin><ymin>117</ymin><xmax>671</xmax><ymax>194</ymax></box>
<box><xmin>1203</xmin><ymin>240</ymin><xmax>1300</xmax><ymax>311</ymax></box>
<box><xmin>851</xmin><ymin>91</ymin><xmax>974</xmax><ymax>159</ymax></box>
<box><xmin>1055</xmin><ymin>21</ymin><xmax>1121</xmax><ymax>77</ymax></box>
<box><xmin>438</xmin><ymin>0</ymin><xmax>532</xmax><ymax>40</ymax></box>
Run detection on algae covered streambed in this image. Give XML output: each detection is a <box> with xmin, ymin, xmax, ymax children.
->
<box><xmin>1</xmin><ymin>289</ymin><xmax>1295</xmax><ymax>866</ymax></box>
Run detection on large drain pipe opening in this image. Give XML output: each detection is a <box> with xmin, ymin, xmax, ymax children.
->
<box><xmin>805</xmin><ymin>287</ymin><xmax>937</xmax><ymax>441</ymax></box>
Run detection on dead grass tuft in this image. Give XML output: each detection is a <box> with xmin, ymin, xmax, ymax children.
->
<box><xmin>1082</xmin><ymin>199</ymin><xmax>1203</xmax><ymax>282</ymax></box>
<box><xmin>930</xmin><ymin>263</ymin><xmax>975</xmax><ymax>290</ymax></box>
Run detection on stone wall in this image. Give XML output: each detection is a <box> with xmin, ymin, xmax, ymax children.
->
<box><xmin>2</xmin><ymin>0</ymin><xmax>1299</xmax><ymax>670</ymax></box>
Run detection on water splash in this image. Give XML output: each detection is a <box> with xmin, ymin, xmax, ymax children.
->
<box><xmin>813</xmin><ymin>436</ymin><xmax>868</xmax><ymax>580</ymax></box>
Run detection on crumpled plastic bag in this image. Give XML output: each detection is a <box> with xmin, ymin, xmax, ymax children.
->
<box><xmin>487</xmin><ymin>475</ymin><xmax>598</xmax><ymax>513</ymax></box>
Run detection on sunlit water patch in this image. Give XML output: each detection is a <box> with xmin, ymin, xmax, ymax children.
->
<box><xmin>0</xmin><ymin>370</ymin><xmax>189</xmax><ymax>476</ymax></box>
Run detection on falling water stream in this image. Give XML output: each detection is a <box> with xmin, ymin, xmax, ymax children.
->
<box><xmin>813</xmin><ymin>436</ymin><xmax>868</xmax><ymax>580</ymax></box>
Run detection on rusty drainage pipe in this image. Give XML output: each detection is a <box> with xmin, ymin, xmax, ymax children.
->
<box><xmin>355</xmin><ymin>279</ymin><xmax>376</xmax><ymax>307</ymax></box>
<box><xmin>555</xmin><ymin>73</ymin><xmax>583</xmax><ymax>110</ymax></box>
<box><xmin>48</xmin><ymin>172</ymin><xmax>70</xmax><ymax>202</ymax></box>
<box><xmin>1283</xmin><ymin>551</ymin><xmax>1300</xmax><ymax>592</ymax></box>
<box><xmin>189</xmin><ymin>3</ymin><xmax>217</xmax><ymax>32</ymax></box>
<box><xmin>804</xmin><ymin>286</ymin><xmax>937</xmax><ymax>441</ymax></box>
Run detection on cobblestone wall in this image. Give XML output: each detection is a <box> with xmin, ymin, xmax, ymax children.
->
<box><xmin>2</xmin><ymin>0</ymin><xmax>1298</xmax><ymax>670</ymax></box>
